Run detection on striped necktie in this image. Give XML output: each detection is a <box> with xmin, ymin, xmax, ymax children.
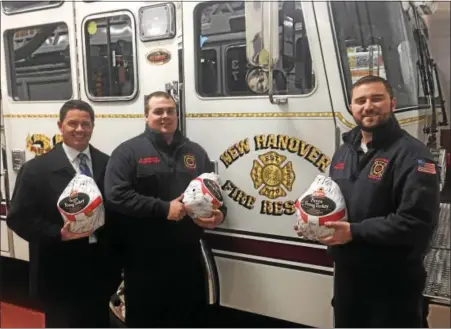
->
<box><xmin>78</xmin><ymin>152</ymin><xmax>97</xmax><ymax>244</ymax></box>
<box><xmin>78</xmin><ymin>153</ymin><xmax>92</xmax><ymax>177</ymax></box>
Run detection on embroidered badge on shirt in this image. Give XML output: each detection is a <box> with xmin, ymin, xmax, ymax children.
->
<box><xmin>334</xmin><ymin>162</ymin><xmax>345</xmax><ymax>170</ymax></box>
<box><xmin>139</xmin><ymin>156</ymin><xmax>160</xmax><ymax>165</ymax></box>
<box><xmin>417</xmin><ymin>159</ymin><xmax>436</xmax><ymax>175</ymax></box>
<box><xmin>368</xmin><ymin>158</ymin><xmax>388</xmax><ymax>180</ymax></box>
<box><xmin>184</xmin><ymin>154</ymin><xmax>196</xmax><ymax>169</ymax></box>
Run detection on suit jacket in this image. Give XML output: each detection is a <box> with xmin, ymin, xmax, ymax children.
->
<box><xmin>6</xmin><ymin>143</ymin><xmax>121</xmax><ymax>301</ymax></box>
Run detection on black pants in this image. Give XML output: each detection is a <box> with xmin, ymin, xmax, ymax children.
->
<box><xmin>333</xmin><ymin>263</ymin><xmax>426</xmax><ymax>328</ymax></box>
<box><xmin>42</xmin><ymin>293</ymin><xmax>111</xmax><ymax>328</ymax></box>
<box><xmin>124</xmin><ymin>245</ymin><xmax>209</xmax><ymax>328</ymax></box>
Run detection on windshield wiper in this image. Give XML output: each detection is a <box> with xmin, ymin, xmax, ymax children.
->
<box><xmin>411</xmin><ymin>4</ymin><xmax>447</xmax><ymax>148</ymax></box>
<box><xmin>432</xmin><ymin>60</ymin><xmax>448</xmax><ymax>126</ymax></box>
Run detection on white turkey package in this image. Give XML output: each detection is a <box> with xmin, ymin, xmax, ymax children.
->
<box><xmin>57</xmin><ymin>174</ymin><xmax>105</xmax><ymax>233</ymax></box>
<box><xmin>294</xmin><ymin>175</ymin><xmax>347</xmax><ymax>241</ymax></box>
<box><xmin>183</xmin><ymin>172</ymin><xmax>224</xmax><ymax>219</ymax></box>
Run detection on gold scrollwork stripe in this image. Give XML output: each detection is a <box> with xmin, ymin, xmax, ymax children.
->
<box><xmin>2</xmin><ymin>114</ymin><xmax>143</xmax><ymax>119</ymax></box>
<box><xmin>4</xmin><ymin>112</ymin><xmax>333</xmax><ymax>119</ymax></box>
<box><xmin>398</xmin><ymin>115</ymin><xmax>427</xmax><ymax>126</ymax></box>
<box><xmin>2</xmin><ymin>112</ymin><xmax>425</xmax><ymax>127</ymax></box>
<box><xmin>335</xmin><ymin>113</ymin><xmax>427</xmax><ymax>129</ymax></box>
<box><xmin>186</xmin><ymin>112</ymin><xmax>334</xmax><ymax>118</ymax></box>
<box><xmin>334</xmin><ymin>113</ymin><xmax>355</xmax><ymax>129</ymax></box>
<box><xmin>3</xmin><ymin>114</ymin><xmax>59</xmax><ymax>118</ymax></box>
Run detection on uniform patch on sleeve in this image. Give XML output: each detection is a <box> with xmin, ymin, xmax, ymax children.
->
<box><xmin>417</xmin><ymin>159</ymin><xmax>436</xmax><ymax>175</ymax></box>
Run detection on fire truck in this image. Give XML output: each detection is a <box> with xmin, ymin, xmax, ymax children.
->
<box><xmin>1</xmin><ymin>1</ymin><xmax>449</xmax><ymax>327</ymax></box>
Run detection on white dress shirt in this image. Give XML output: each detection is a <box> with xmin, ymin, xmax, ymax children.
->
<box><xmin>360</xmin><ymin>141</ymin><xmax>369</xmax><ymax>154</ymax></box>
<box><xmin>62</xmin><ymin>143</ymin><xmax>93</xmax><ymax>175</ymax></box>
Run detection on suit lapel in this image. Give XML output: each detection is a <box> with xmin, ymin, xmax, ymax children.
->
<box><xmin>90</xmin><ymin>145</ymin><xmax>105</xmax><ymax>184</ymax></box>
<box><xmin>50</xmin><ymin>143</ymin><xmax>76</xmax><ymax>178</ymax></box>
<box><xmin>50</xmin><ymin>143</ymin><xmax>105</xmax><ymax>185</ymax></box>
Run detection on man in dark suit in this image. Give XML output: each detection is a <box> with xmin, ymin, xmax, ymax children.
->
<box><xmin>6</xmin><ymin>100</ymin><xmax>121</xmax><ymax>328</ymax></box>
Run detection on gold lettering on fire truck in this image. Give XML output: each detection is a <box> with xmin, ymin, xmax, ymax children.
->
<box><xmin>260</xmin><ymin>200</ymin><xmax>296</xmax><ymax>216</ymax></box>
<box><xmin>253</xmin><ymin>134</ymin><xmax>330</xmax><ymax>172</ymax></box>
<box><xmin>221</xmin><ymin>180</ymin><xmax>256</xmax><ymax>210</ymax></box>
<box><xmin>251</xmin><ymin>151</ymin><xmax>295</xmax><ymax>199</ymax></box>
<box><xmin>219</xmin><ymin>134</ymin><xmax>332</xmax><ymax>216</ymax></box>
<box><xmin>220</xmin><ymin>138</ymin><xmax>251</xmax><ymax>168</ymax></box>
<box><xmin>26</xmin><ymin>134</ymin><xmax>63</xmax><ymax>155</ymax></box>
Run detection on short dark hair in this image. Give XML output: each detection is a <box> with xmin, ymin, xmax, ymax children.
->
<box><xmin>144</xmin><ymin>91</ymin><xmax>175</xmax><ymax>116</ymax></box>
<box><xmin>351</xmin><ymin>75</ymin><xmax>394</xmax><ymax>100</ymax></box>
<box><xmin>59</xmin><ymin>100</ymin><xmax>95</xmax><ymax>123</ymax></box>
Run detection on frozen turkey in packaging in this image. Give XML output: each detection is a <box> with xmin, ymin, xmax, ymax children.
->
<box><xmin>182</xmin><ymin>172</ymin><xmax>224</xmax><ymax>219</ymax></box>
<box><xmin>294</xmin><ymin>175</ymin><xmax>347</xmax><ymax>241</ymax></box>
<box><xmin>57</xmin><ymin>174</ymin><xmax>105</xmax><ymax>234</ymax></box>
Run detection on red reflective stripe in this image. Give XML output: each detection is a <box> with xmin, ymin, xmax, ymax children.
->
<box><xmin>0</xmin><ymin>203</ymin><xmax>7</xmax><ymax>217</ymax></box>
<box><xmin>205</xmin><ymin>233</ymin><xmax>334</xmax><ymax>267</ymax></box>
<box><xmin>59</xmin><ymin>196</ymin><xmax>103</xmax><ymax>221</ymax></box>
<box><xmin>83</xmin><ymin>196</ymin><xmax>102</xmax><ymax>215</ymax></box>
<box><xmin>300</xmin><ymin>207</ymin><xmax>347</xmax><ymax>225</ymax></box>
<box><xmin>194</xmin><ymin>178</ymin><xmax>221</xmax><ymax>208</ymax></box>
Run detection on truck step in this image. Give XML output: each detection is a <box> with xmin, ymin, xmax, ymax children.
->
<box><xmin>424</xmin><ymin>203</ymin><xmax>450</xmax><ymax>304</ymax></box>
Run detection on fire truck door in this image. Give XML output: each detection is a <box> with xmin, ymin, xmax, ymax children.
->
<box><xmin>73</xmin><ymin>1</ymin><xmax>183</xmax><ymax>150</ymax></box>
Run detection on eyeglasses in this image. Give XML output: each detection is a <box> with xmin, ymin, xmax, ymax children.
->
<box><xmin>151</xmin><ymin>107</ymin><xmax>177</xmax><ymax>116</ymax></box>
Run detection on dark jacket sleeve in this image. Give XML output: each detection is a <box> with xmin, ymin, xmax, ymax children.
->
<box><xmin>104</xmin><ymin>144</ymin><xmax>170</xmax><ymax>219</ymax></box>
<box><xmin>201</xmin><ymin>153</ymin><xmax>228</xmax><ymax>221</ymax></box>
<box><xmin>6</xmin><ymin>161</ymin><xmax>61</xmax><ymax>243</ymax></box>
<box><xmin>100</xmin><ymin>206</ymin><xmax>125</xmax><ymax>296</ymax></box>
<box><xmin>350</xmin><ymin>156</ymin><xmax>440</xmax><ymax>247</ymax></box>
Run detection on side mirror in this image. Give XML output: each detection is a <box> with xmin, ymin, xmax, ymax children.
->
<box><xmin>281</xmin><ymin>1</ymin><xmax>296</xmax><ymax>70</ymax></box>
<box><xmin>265</xmin><ymin>1</ymin><xmax>280</xmax><ymax>65</ymax></box>
<box><xmin>244</xmin><ymin>1</ymin><xmax>264</xmax><ymax>67</ymax></box>
<box><xmin>244</xmin><ymin>1</ymin><xmax>279</xmax><ymax>69</ymax></box>
<box><xmin>282</xmin><ymin>15</ymin><xmax>295</xmax><ymax>70</ymax></box>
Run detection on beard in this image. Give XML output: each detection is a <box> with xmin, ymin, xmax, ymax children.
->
<box><xmin>354</xmin><ymin>112</ymin><xmax>393</xmax><ymax>132</ymax></box>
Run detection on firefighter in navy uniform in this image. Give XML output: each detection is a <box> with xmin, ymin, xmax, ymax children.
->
<box><xmin>104</xmin><ymin>91</ymin><xmax>227</xmax><ymax>328</ymax></box>
<box><xmin>295</xmin><ymin>76</ymin><xmax>440</xmax><ymax>328</ymax></box>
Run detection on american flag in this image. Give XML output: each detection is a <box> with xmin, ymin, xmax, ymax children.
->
<box><xmin>417</xmin><ymin>160</ymin><xmax>436</xmax><ymax>175</ymax></box>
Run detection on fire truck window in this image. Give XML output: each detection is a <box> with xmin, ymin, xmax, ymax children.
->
<box><xmin>5</xmin><ymin>22</ymin><xmax>73</xmax><ymax>101</ymax></box>
<box><xmin>84</xmin><ymin>14</ymin><xmax>136</xmax><ymax>100</ymax></box>
<box><xmin>226</xmin><ymin>46</ymin><xmax>251</xmax><ymax>96</ymax></box>
<box><xmin>195</xmin><ymin>1</ymin><xmax>315</xmax><ymax>97</ymax></box>
<box><xmin>198</xmin><ymin>49</ymin><xmax>218</xmax><ymax>97</ymax></box>
<box><xmin>330</xmin><ymin>1</ymin><xmax>420</xmax><ymax>108</ymax></box>
<box><xmin>2</xmin><ymin>1</ymin><xmax>63</xmax><ymax>14</ymax></box>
